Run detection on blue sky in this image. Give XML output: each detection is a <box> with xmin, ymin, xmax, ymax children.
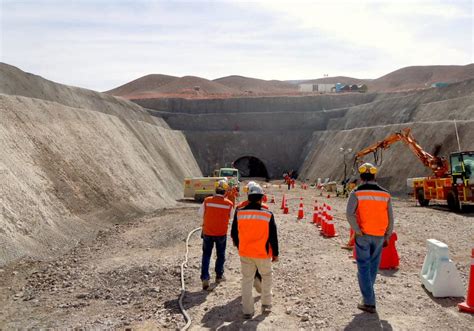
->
<box><xmin>1</xmin><ymin>0</ymin><xmax>472</xmax><ymax>91</ymax></box>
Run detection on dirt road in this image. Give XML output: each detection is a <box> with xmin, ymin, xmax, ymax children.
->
<box><xmin>1</xmin><ymin>183</ymin><xmax>473</xmax><ymax>329</ymax></box>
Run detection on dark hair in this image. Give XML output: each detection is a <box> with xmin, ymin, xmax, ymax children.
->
<box><xmin>248</xmin><ymin>194</ymin><xmax>263</xmax><ymax>203</ymax></box>
<box><xmin>360</xmin><ymin>173</ymin><xmax>375</xmax><ymax>181</ymax></box>
<box><xmin>216</xmin><ymin>188</ymin><xmax>226</xmax><ymax>195</ymax></box>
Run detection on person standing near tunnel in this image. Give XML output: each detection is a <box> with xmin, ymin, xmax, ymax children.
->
<box><xmin>199</xmin><ymin>180</ymin><xmax>234</xmax><ymax>290</ymax></box>
<box><xmin>346</xmin><ymin>163</ymin><xmax>394</xmax><ymax>313</ymax></box>
<box><xmin>231</xmin><ymin>183</ymin><xmax>279</xmax><ymax>319</ymax></box>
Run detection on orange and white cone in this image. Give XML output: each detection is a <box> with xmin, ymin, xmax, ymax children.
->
<box><xmin>270</xmin><ymin>195</ymin><xmax>275</xmax><ymax>203</ymax></box>
<box><xmin>458</xmin><ymin>248</ymin><xmax>474</xmax><ymax>314</ymax></box>
<box><xmin>281</xmin><ymin>194</ymin><xmax>286</xmax><ymax>209</ymax></box>
<box><xmin>297</xmin><ymin>201</ymin><xmax>304</xmax><ymax>220</ymax></box>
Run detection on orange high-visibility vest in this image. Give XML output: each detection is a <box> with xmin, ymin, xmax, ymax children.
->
<box><xmin>225</xmin><ymin>187</ymin><xmax>239</xmax><ymax>205</ymax></box>
<box><xmin>237</xmin><ymin>209</ymin><xmax>273</xmax><ymax>258</ymax></box>
<box><xmin>202</xmin><ymin>196</ymin><xmax>233</xmax><ymax>236</ymax></box>
<box><xmin>355</xmin><ymin>190</ymin><xmax>390</xmax><ymax>236</ymax></box>
<box><xmin>236</xmin><ymin>200</ymin><xmax>269</xmax><ymax>210</ymax></box>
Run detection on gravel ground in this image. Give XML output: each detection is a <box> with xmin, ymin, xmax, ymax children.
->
<box><xmin>1</xmin><ymin>182</ymin><xmax>473</xmax><ymax>330</ymax></box>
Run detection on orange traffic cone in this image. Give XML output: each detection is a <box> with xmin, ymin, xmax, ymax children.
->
<box><xmin>281</xmin><ymin>194</ymin><xmax>286</xmax><ymax>209</ymax></box>
<box><xmin>324</xmin><ymin>214</ymin><xmax>338</xmax><ymax>237</ymax></box>
<box><xmin>283</xmin><ymin>206</ymin><xmax>289</xmax><ymax>214</ymax></box>
<box><xmin>458</xmin><ymin>248</ymin><xmax>474</xmax><ymax>313</ymax></box>
<box><xmin>341</xmin><ymin>228</ymin><xmax>355</xmax><ymax>250</ymax></box>
<box><xmin>262</xmin><ymin>194</ymin><xmax>268</xmax><ymax>203</ymax></box>
<box><xmin>316</xmin><ymin>207</ymin><xmax>322</xmax><ymax>226</ymax></box>
<box><xmin>270</xmin><ymin>195</ymin><xmax>275</xmax><ymax>203</ymax></box>
<box><xmin>327</xmin><ymin>194</ymin><xmax>331</xmax><ymax>199</ymax></box>
<box><xmin>297</xmin><ymin>201</ymin><xmax>304</xmax><ymax>220</ymax></box>
<box><xmin>379</xmin><ymin>232</ymin><xmax>399</xmax><ymax>269</ymax></box>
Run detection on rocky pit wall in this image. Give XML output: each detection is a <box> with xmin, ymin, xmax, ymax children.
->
<box><xmin>145</xmin><ymin>80</ymin><xmax>474</xmax><ymax>192</ymax></box>
<box><xmin>0</xmin><ymin>64</ymin><xmax>201</xmax><ymax>266</ymax></box>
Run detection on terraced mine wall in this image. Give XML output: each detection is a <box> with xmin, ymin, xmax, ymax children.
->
<box><xmin>146</xmin><ymin>80</ymin><xmax>474</xmax><ymax>194</ymax></box>
<box><xmin>0</xmin><ymin>64</ymin><xmax>201</xmax><ymax>265</ymax></box>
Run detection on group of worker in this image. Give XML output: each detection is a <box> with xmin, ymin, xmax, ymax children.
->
<box><xmin>198</xmin><ymin>162</ymin><xmax>393</xmax><ymax>319</ymax></box>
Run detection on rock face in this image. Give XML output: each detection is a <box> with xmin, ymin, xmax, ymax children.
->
<box><xmin>0</xmin><ymin>63</ymin><xmax>201</xmax><ymax>266</ymax></box>
<box><xmin>144</xmin><ymin>79</ymin><xmax>474</xmax><ymax>193</ymax></box>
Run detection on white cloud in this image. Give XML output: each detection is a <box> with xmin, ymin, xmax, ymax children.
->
<box><xmin>1</xmin><ymin>0</ymin><xmax>472</xmax><ymax>90</ymax></box>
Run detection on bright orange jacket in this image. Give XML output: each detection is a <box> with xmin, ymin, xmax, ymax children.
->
<box><xmin>236</xmin><ymin>200</ymin><xmax>269</xmax><ymax>210</ymax></box>
<box><xmin>202</xmin><ymin>195</ymin><xmax>234</xmax><ymax>236</ymax></box>
<box><xmin>355</xmin><ymin>190</ymin><xmax>390</xmax><ymax>236</ymax></box>
<box><xmin>236</xmin><ymin>209</ymin><xmax>273</xmax><ymax>258</ymax></box>
<box><xmin>225</xmin><ymin>187</ymin><xmax>239</xmax><ymax>205</ymax></box>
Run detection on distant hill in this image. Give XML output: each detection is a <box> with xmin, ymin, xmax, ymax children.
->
<box><xmin>106</xmin><ymin>64</ymin><xmax>474</xmax><ymax>99</ymax></box>
<box><xmin>368</xmin><ymin>64</ymin><xmax>474</xmax><ymax>91</ymax></box>
<box><xmin>214</xmin><ymin>75</ymin><xmax>297</xmax><ymax>94</ymax></box>
<box><xmin>105</xmin><ymin>74</ymin><xmax>178</xmax><ymax>98</ymax></box>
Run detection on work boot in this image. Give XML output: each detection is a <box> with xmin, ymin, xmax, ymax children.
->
<box><xmin>357</xmin><ymin>303</ymin><xmax>376</xmax><ymax>313</ymax></box>
<box><xmin>243</xmin><ymin>313</ymin><xmax>253</xmax><ymax>320</ymax></box>
<box><xmin>202</xmin><ymin>279</ymin><xmax>210</xmax><ymax>290</ymax></box>
<box><xmin>216</xmin><ymin>275</ymin><xmax>226</xmax><ymax>283</ymax></box>
<box><xmin>261</xmin><ymin>304</ymin><xmax>272</xmax><ymax>314</ymax></box>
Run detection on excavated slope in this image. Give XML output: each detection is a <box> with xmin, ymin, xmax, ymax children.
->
<box><xmin>0</xmin><ymin>65</ymin><xmax>200</xmax><ymax>266</ymax></box>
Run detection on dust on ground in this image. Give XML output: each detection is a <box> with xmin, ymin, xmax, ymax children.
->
<box><xmin>1</xmin><ymin>183</ymin><xmax>473</xmax><ymax>330</ymax></box>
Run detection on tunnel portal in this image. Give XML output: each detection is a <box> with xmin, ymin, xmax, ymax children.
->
<box><xmin>234</xmin><ymin>156</ymin><xmax>269</xmax><ymax>179</ymax></box>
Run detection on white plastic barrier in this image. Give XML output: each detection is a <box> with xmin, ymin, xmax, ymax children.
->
<box><xmin>420</xmin><ymin>239</ymin><xmax>465</xmax><ymax>297</ymax></box>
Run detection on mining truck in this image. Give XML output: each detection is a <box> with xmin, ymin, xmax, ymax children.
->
<box><xmin>354</xmin><ymin>128</ymin><xmax>474</xmax><ymax>212</ymax></box>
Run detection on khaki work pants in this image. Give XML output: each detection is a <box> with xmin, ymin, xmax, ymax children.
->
<box><xmin>240</xmin><ymin>256</ymin><xmax>272</xmax><ymax>315</ymax></box>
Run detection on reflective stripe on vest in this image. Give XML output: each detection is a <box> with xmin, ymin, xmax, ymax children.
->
<box><xmin>202</xmin><ymin>196</ymin><xmax>233</xmax><ymax>236</ymax></box>
<box><xmin>237</xmin><ymin>209</ymin><xmax>273</xmax><ymax>259</ymax></box>
<box><xmin>355</xmin><ymin>190</ymin><xmax>390</xmax><ymax>236</ymax></box>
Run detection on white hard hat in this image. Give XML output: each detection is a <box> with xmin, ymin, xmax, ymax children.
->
<box><xmin>248</xmin><ymin>184</ymin><xmax>264</xmax><ymax>196</ymax></box>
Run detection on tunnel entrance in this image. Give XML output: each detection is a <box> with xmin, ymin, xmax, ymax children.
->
<box><xmin>233</xmin><ymin>156</ymin><xmax>269</xmax><ymax>179</ymax></box>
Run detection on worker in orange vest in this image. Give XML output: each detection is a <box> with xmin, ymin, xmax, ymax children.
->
<box><xmin>236</xmin><ymin>181</ymin><xmax>269</xmax><ymax>294</ymax></box>
<box><xmin>225</xmin><ymin>179</ymin><xmax>239</xmax><ymax>206</ymax></box>
<box><xmin>199</xmin><ymin>180</ymin><xmax>234</xmax><ymax>290</ymax></box>
<box><xmin>231</xmin><ymin>184</ymin><xmax>279</xmax><ymax>319</ymax></box>
<box><xmin>346</xmin><ymin>163</ymin><xmax>394</xmax><ymax>314</ymax></box>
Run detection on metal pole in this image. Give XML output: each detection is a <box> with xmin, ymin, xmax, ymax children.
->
<box><xmin>343</xmin><ymin>154</ymin><xmax>347</xmax><ymax>195</ymax></box>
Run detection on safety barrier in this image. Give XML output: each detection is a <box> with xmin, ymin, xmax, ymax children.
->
<box><xmin>420</xmin><ymin>239</ymin><xmax>464</xmax><ymax>297</ymax></box>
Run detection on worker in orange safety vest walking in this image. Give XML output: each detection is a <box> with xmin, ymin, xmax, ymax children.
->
<box><xmin>346</xmin><ymin>163</ymin><xmax>394</xmax><ymax>314</ymax></box>
<box><xmin>231</xmin><ymin>183</ymin><xmax>279</xmax><ymax>319</ymax></box>
<box><xmin>225</xmin><ymin>178</ymin><xmax>239</xmax><ymax>206</ymax></box>
<box><xmin>199</xmin><ymin>180</ymin><xmax>234</xmax><ymax>290</ymax></box>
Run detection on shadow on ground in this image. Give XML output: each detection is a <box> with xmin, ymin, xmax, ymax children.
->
<box><xmin>200</xmin><ymin>296</ymin><xmax>268</xmax><ymax>330</ymax></box>
<box><xmin>344</xmin><ymin>312</ymin><xmax>393</xmax><ymax>330</ymax></box>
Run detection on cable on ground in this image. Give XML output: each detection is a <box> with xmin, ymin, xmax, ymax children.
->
<box><xmin>178</xmin><ymin>226</ymin><xmax>201</xmax><ymax>331</ymax></box>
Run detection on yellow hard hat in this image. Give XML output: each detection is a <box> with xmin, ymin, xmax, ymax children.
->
<box><xmin>358</xmin><ymin>163</ymin><xmax>377</xmax><ymax>175</ymax></box>
<box><xmin>216</xmin><ymin>180</ymin><xmax>229</xmax><ymax>191</ymax></box>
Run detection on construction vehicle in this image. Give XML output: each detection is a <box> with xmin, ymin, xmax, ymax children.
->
<box><xmin>184</xmin><ymin>168</ymin><xmax>240</xmax><ymax>202</ymax></box>
<box><xmin>212</xmin><ymin>167</ymin><xmax>240</xmax><ymax>181</ymax></box>
<box><xmin>183</xmin><ymin>176</ymin><xmax>227</xmax><ymax>202</ymax></box>
<box><xmin>354</xmin><ymin>128</ymin><xmax>474</xmax><ymax>211</ymax></box>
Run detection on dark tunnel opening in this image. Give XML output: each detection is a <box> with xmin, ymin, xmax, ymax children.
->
<box><xmin>233</xmin><ymin>156</ymin><xmax>269</xmax><ymax>179</ymax></box>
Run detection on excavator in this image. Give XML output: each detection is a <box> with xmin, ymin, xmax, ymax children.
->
<box><xmin>354</xmin><ymin>128</ymin><xmax>474</xmax><ymax>212</ymax></box>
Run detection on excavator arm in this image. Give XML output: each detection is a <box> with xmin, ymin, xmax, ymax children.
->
<box><xmin>354</xmin><ymin>128</ymin><xmax>449</xmax><ymax>178</ymax></box>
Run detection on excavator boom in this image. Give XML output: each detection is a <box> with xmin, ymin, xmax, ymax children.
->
<box><xmin>354</xmin><ymin>128</ymin><xmax>449</xmax><ymax>178</ymax></box>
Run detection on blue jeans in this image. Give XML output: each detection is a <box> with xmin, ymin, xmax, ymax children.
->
<box><xmin>201</xmin><ymin>235</ymin><xmax>227</xmax><ymax>281</ymax></box>
<box><xmin>355</xmin><ymin>235</ymin><xmax>384</xmax><ymax>306</ymax></box>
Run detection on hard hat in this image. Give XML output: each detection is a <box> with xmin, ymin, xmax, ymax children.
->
<box><xmin>216</xmin><ymin>179</ymin><xmax>229</xmax><ymax>191</ymax></box>
<box><xmin>358</xmin><ymin>163</ymin><xmax>378</xmax><ymax>175</ymax></box>
<box><xmin>248</xmin><ymin>183</ymin><xmax>264</xmax><ymax>196</ymax></box>
<box><xmin>243</xmin><ymin>181</ymin><xmax>256</xmax><ymax>193</ymax></box>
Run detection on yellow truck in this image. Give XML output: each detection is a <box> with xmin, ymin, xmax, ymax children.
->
<box><xmin>183</xmin><ymin>176</ymin><xmax>227</xmax><ymax>202</ymax></box>
<box><xmin>184</xmin><ymin>168</ymin><xmax>240</xmax><ymax>202</ymax></box>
